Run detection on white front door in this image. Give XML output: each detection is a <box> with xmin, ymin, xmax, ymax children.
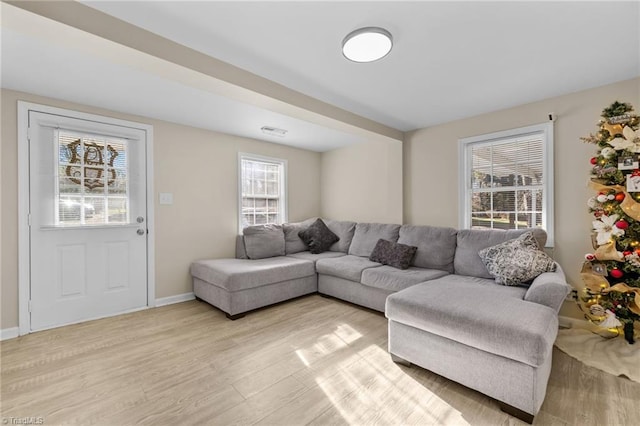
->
<box><xmin>28</xmin><ymin>110</ymin><xmax>149</xmax><ymax>331</ymax></box>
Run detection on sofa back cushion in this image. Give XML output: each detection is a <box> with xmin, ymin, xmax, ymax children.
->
<box><xmin>397</xmin><ymin>225</ymin><xmax>457</xmax><ymax>273</ymax></box>
<box><xmin>243</xmin><ymin>224</ymin><xmax>285</xmax><ymax>259</ymax></box>
<box><xmin>325</xmin><ymin>219</ymin><xmax>357</xmax><ymax>253</ymax></box>
<box><xmin>454</xmin><ymin>228</ymin><xmax>547</xmax><ymax>278</ymax></box>
<box><xmin>348</xmin><ymin>223</ymin><xmax>401</xmax><ymax>257</ymax></box>
<box><xmin>283</xmin><ymin>217</ymin><xmax>317</xmax><ymax>254</ymax></box>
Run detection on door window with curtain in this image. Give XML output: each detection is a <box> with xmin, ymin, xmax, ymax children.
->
<box><xmin>459</xmin><ymin>122</ymin><xmax>554</xmax><ymax>246</ymax></box>
<box><xmin>239</xmin><ymin>153</ymin><xmax>287</xmax><ymax>231</ymax></box>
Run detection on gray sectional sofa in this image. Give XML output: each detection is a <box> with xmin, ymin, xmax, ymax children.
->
<box><xmin>190</xmin><ymin>219</ymin><xmax>570</xmax><ymax>423</ymax></box>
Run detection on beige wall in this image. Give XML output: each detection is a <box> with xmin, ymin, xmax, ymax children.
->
<box><xmin>320</xmin><ymin>140</ymin><xmax>403</xmax><ymax>224</ymax></box>
<box><xmin>1</xmin><ymin>89</ymin><xmax>321</xmax><ymax>330</ymax></box>
<box><xmin>405</xmin><ymin>77</ymin><xmax>640</xmax><ymax>318</ymax></box>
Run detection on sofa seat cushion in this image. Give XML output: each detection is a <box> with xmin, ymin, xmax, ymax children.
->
<box><xmin>361</xmin><ymin>266</ymin><xmax>449</xmax><ymax>292</ymax></box>
<box><xmin>287</xmin><ymin>251</ymin><xmax>346</xmax><ymax>264</ymax></box>
<box><xmin>316</xmin><ymin>255</ymin><xmax>382</xmax><ymax>282</ymax></box>
<box><xmin>190</xmin><ymin>257</ymin><xmax>315</xmax><ymax>292</ymax></box>
<box><xmin>385</xmin><ymin>276</ymin><xmax>558</xmax><ymax>367</ymax></box>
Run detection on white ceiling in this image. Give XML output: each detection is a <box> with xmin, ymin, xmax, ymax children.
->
<box><xmin>2</xmin><ymin>1</ymin><xmax>639</xmax><ymax>152</ymax></box>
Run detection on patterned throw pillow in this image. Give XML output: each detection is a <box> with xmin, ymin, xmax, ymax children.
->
<box><xmin>369</xmin><ymin>239</ymin><xmax>418</xmax><ymax>270</ymax></box>
<box><xmin>298</xmin><ymin>218</ymin><xmax>340</xmax><ymax>254</ymax></box>
<box><xmin>478</xmin><ymin>232</ymin><xmax>556</xmax><ymax>286</ymax></box>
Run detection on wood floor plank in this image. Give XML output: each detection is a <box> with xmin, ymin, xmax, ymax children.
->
<box><xmin>1</xmin><ymin>295</ymin><xmax>638</xmax><ymax>425</ymax></box>
<box><xmin>212</xmin><ymin>376</ymin><xmax>309</xmax><ymax>425</ymax></box>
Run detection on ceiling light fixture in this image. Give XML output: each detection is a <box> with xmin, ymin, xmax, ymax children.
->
<box><xmin>261</xmin><ymin>126</ymin><xmax>288</xmax><ymax>137</ymax></box>
<box><xmin>342</xmin><ymin>27</ymin><xmax>393</xmax><ymax>63</ymax></box>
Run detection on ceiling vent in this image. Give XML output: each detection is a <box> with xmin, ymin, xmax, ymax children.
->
<box><xmin>261</xmin><ymin>126</ymin><xmax>288</xmax><ymax>137</ymax></box>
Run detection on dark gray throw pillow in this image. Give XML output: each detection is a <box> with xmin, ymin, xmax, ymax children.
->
<box><xmin>298</xmin><ymin>218</ymin><xmax>339</xmax><ymax>254</ymax></box>
<box><xmin>369</xmin><ymin>239</ymin><xmax>417</xmax><ymax>270</ymax></box>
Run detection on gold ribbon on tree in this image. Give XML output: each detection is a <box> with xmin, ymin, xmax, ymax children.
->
<box><xmin>594</xmin><ymin>241</ymin><xmax>624</xmax><ymax>261</ymax></box>
<box><xmin>602</xmin><ymin>283</ymin><xmax>640</xmax><ymax>316</ymax></box>
<box><xmin>588</xmin><ymin>180</ymin><xmax>640</xmax><ymax>222</ymax></box>
<box><xmin>580</xmin><ymin>269</ymin><xmax>610</xmax><ymax>293</ymax></box>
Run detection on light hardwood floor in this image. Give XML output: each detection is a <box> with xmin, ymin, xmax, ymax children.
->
<box><xmin>1</xmin><ymin>295</ymin><xmax>638</xmax><ymax>425</ymax></box>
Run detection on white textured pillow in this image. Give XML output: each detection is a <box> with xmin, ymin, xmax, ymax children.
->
<box><xmin>478</xmin><ymin>232</ymin><xmax>556</xmax><ymax>286</ymax></box>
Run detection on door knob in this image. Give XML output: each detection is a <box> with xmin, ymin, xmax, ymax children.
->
<box><xmin>137</xmin><ymin>229</ymin><xmax>145</xmax><ymax>236</ymax></box>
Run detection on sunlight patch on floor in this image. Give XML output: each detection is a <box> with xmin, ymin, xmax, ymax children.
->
<box><xmin>294</xmin><ymin>349</ymin><xmax>310</xmax><ymax>367</ymax></box>
<box><xmin>315</xmin><ymin>343</ymin><xmax>470</xmax><ymax>425</ymax></box>
<box><xmin>294</xmin><ymin>323</ymin><xmax>362</xmax><ymax>367</ymax></box>
<box><xmin>334</xmin><ymin>323</ymin><xmax>362</xmax><ymax>344</ymax></box>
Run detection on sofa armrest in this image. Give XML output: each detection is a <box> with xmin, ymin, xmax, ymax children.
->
<box><xmin>524</xmin><ymin>263</ymin><xmax>570</xmax><ymax>313</ymax></box>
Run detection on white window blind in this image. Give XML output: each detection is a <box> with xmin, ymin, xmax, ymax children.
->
<box><xmin>459</xmin><ymin>123</ymin><xmax>554</xmax><ymax>246</ymax></box>
<box><xmin>238</xmin><ymin>153</ymin><xmax>287</xmax><ymax>231</ymax></box>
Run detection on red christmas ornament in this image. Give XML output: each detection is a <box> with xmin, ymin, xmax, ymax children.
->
<box><xmin>610</xmin><ymin>269</ymin><xmax>624</xmax><ymax>279</ymax></box>
<box><xmin>615</xmin><ymin>192</ymin><xmax>626</xmax><ymax>202</ymax></box>
<box><xmin>623</xmin><ymin>251</ymin><xmax>632</xmax><ymax>257</ymax></box>
<box><xmin>585</xmin><ymin>253</ymin><xmax>596</xmax><ymax>261</ymax></box>
<box><xmin>616</xmin><ymin>220</ymin><xmax>629</xmax><ymax>230</ymax></box>
<box><xmin>590</xmin><ymin>157</ymin><xmax>598</xmax><ymax>165</ymax></box>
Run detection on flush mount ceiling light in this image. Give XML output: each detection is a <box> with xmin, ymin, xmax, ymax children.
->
<box><xmin>342</xmin><ymin>27</ymin><xmax>393</xmax><ymax>63</ymax></box>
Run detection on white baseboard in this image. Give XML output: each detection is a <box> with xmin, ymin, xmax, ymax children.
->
<box><xmin>1</xmin><ymin>327</ymin><xmax>20</xmax><ymax>341</ymax></box>
<box><xmin>155</xmin><ymin>292</ymin><xmax>195</xmax><ymax>307</ymax></box>
<box><xmin>559</xmin><ymin>315</ymin><xmax>589</xmax><ymax>329</ymax></box>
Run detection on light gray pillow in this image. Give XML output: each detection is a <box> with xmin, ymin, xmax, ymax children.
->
<box><xmin>283</xmin><ymin>217</ymin><xmax>317</xmax><ymax>254</ymax></box>
<box><xmin>243</xmin><ymin>224</ymin><xmax>285</xmax><ymax>259</ymax></box>
<box><xmin>325</xmin><ymin>219</ymin><xmax>357</xmax><ymax>253</ymax></box>
<box><xmin>478</xmin><ymin>232</ymin><xmax>556</xmax><ymax>286</ymax></box>
<box><xmin>348</xmin><ymin>223</ymin><xmax>401</xmax><ymax>257</ymax></box>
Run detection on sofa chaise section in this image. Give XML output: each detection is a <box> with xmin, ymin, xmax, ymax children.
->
<box><xmin>385</xmin><ymin>228</ymin><xmax>570</xmax><ymax>423</ymax></box>
<box><xmin>191</xmin><ymin>257</ymin><xmax>316</xmax><ymax>319</ymax></box>
<box><xmin>386</xmin><ymin>278</ymin><xmax>558</xmax><ymax>422</ymax></box>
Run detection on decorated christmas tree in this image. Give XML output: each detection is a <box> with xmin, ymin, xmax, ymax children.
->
<box><xmin>580</xmin><ymin>101</ymin><xmax>640</xmax><ymax>344</ymax></box>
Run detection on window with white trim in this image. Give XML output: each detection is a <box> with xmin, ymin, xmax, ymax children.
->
<box><xmin>239</xmin><ymin>153</ymin><xmax>287</xmax><ymax>231</ymax></box>
<box><xmin>459</xmin><ymin>123</ymin><xmax>554</xmax><ymax>246</ymax></box>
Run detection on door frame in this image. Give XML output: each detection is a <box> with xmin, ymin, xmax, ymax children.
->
<box><xmin>17</xmin><ymin>101</ymin><xmax>155</xmax><ymax>335</ymax></box>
